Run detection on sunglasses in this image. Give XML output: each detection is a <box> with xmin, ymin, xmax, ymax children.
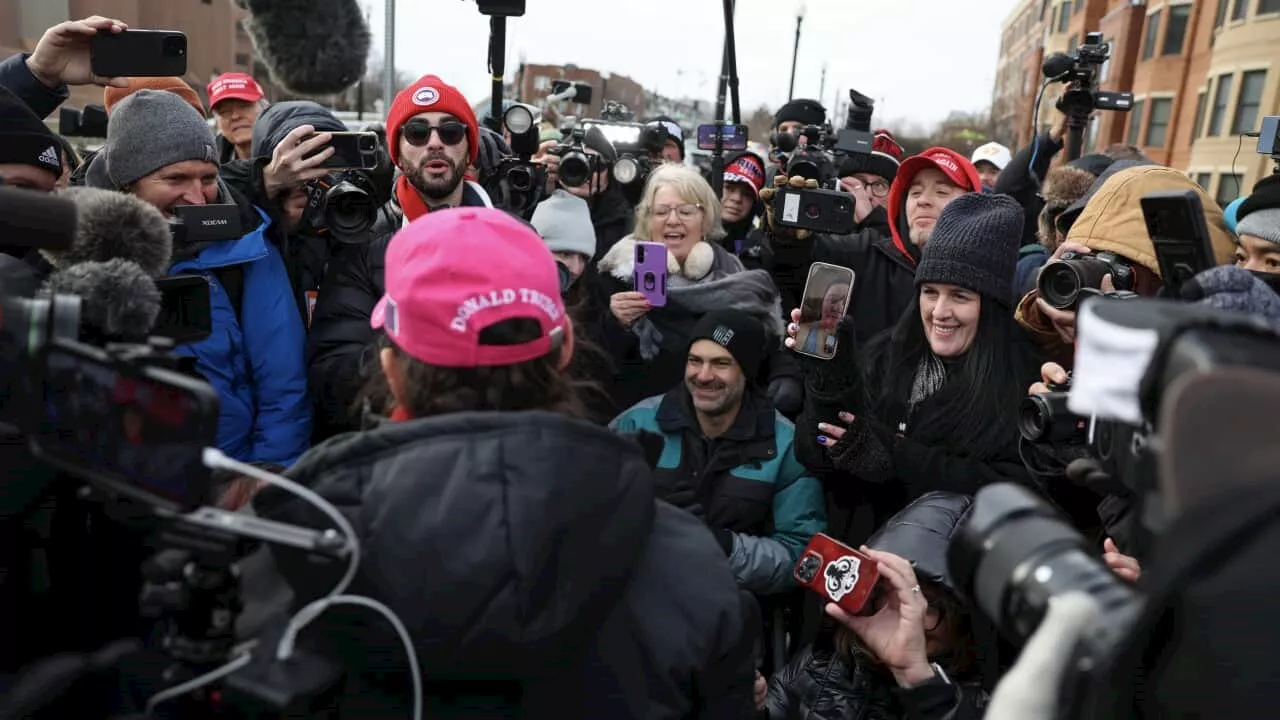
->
<box><xmin>401</xmin><ymin>119</ymin><xmax>467</xmax><ymax>147</ymax></box>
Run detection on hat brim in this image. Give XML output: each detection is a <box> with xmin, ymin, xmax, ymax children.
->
<box><xmin>898</xmin><ymin>154</ymin><xmax>973</xmax><ymax>192</ymax></box>
<box><xmin>723</xmin><ymin>172</ymin><xmax>761</xmax><ymax>198</ymax></box>
<box><xmin>370</xmin><ymin>296</ymin><xmax>388</xmax><ymax>330</ymax></box>
<box><xmin>211</xmin><ymin>91</ymin><xmax>264</xmax><ymax>108</ymax></box>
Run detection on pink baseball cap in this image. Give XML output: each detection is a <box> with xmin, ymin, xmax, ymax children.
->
<box><xmin>206</xmin><ymin>73</ymin><xmax>265</xmax><ymax>109</ymax></box>
<box><xmin>371</xmin><ymin>208</ymin><xmax>568</xmax><ymax>368</ymax></box>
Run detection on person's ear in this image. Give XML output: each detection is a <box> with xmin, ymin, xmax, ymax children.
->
<box><xmin>556</xmin><ymin>321</ymin><xmax>576</xmax><ymax>371</ymax></box>
<box><xmin>380</xmin><ymin>346</ymin><xmax>409</xmax><ymax>409</ymax></box>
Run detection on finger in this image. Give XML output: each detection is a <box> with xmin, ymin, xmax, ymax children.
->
<box><xmin>804</xmin><ymin>179</ymin><xmax>820</xmax><ymax>189</ymax></box>
<box><xmin>1103</xmin><ymin>554</ymin><xmax>1139</xmax><ymax>574</ymax></box>
<box><xmin>102</xmin><ymin>76</ymin><xmax>129</xmax><ymax>88</ymax></box>
<box><xmin>1029</xmin><ymin>382</ymin><xmax>1051</xmax><ymax>395</ymax></box>
<box><xmin>297</xmin><ymin>145</ymin><xmax>336</xmax><ymax>168</ymax></box>
<box><xmin>1042</xmin><ymin>362</ymin><xmax>1068</xmax><ymax>385</ymax></box>
<box><xmin>1103</xmin><ymin>537</ymin><xmax>1119</xmax><ymax>554</ymax></box>
<box><xmin>784</xmin><ymin>337</ymin><xmax>796</xmax><ymax>350</ymax></box>
<box><xmin>1112</xmin><ymin>568</ymin><xmax>1140</xmax><ymax>582</ymax></box>
<box><xmin>788</xmin><ymin>175</ymin><xmax>807</xmax><ymax>189</ymax></box>
<box><xmin>296</xmin><ymin>167</ymin><xmax>333</xmax><ymax>184</ymax></box>
<box><xmin>1101</xmin><ymin>273</ymin><xmax>1116</xmax><ymax>293</ymax></box>
<box><xmin>838</xmin><ymin>411</ymin><xmax>855</xmax><ymax>423</ymax></box>
<box><xmin>816</xmin><ymin>423</ymin><xmax>846</xmax><ymax>441</ymax></box>
<box><xmin>790</xmin><ymin>308</ymin><xmax>801</xmax><ymax>324</ymax></box>
<box><xmin>293</xmin><ymin>130</ymin><xmax>334</xmax><ymax>157</ymax></box>
<box><xmin>824</xmin><ymin>602</ymin><xmax>856</xmax><ymax>628</ymax></box>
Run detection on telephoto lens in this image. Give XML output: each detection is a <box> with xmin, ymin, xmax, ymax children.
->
<box><xmin>948</xmin><ymin>483</ymin><xmax>1143</xmax><ymax>668</ymax></box>
<box><xmin>558</xmin><ymin>150</ymin><xmax>592</xmax><ymax>188</ymax></box>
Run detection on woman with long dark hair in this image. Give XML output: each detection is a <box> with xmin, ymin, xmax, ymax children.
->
<box><xmin>791</xmin><ymin>193</ymin><xmax>1043</xmax><ymax>548</ymax></box>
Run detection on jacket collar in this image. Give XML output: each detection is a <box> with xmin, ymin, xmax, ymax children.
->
<box><xmin>655</xmin><ymin>385</ymin><xmax>776</xmax><ymax>442</ymax></box>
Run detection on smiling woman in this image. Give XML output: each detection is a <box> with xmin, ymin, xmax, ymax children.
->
<box><xmin>790</xmin><ymin>192</ymin><xmax>1045</xmax><ymax>549</ymax></box>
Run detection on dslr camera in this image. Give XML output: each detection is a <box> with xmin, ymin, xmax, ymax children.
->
<box><xmin>768</xmin><ymin>89</ymin><xmax>876</xmax><ymax>236</ymax></box>
<box><xmin>303</xmin><ymin>170</ymin><xmax>380</xmax><ymax>242</ymax></box>
<box><xmin>549</xmin><ymin>127</ymin><xmax>601</xmax><ymax>190</ymax></box>
<box><xmin>1037</xmin><ymin>250</ymin><xmax>1138</xmax><ymax>310</ymax></box>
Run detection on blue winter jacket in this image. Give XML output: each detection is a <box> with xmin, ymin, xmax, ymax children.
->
<box><xmin>170</xmin><ymin>208</ymin><xmax>312</xmax><ymax>466</ymax></box>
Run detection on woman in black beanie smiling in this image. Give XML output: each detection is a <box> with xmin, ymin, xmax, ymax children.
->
<box><xmin>788</xmin><ymin>192</ymin><xmax>1044</xmax><ymax>547</ymax></box>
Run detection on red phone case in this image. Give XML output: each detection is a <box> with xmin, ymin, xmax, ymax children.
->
<box><xmin>793</xmin><ymin>533</ymin><xmax>882</xmax><ymax>615</ymax></box>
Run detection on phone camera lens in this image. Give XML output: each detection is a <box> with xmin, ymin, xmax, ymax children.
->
<box><xmin>359</xmin><ymin>135</ymin><xmax>376</xmax><ymax>151</ymax></box>
<box><xmin>637</xmin><ymin>246</ymin><xmax>646</xmax><ymax>262</ymax></box>
<box><xmin>163</xmin><ymin>37</ymin><xmax>186</xmax><ymax>56</ymax></box>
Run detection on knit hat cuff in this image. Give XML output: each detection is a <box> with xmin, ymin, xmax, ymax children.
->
<box><xmin>0</xmin><ymin>132</ymin><xmax>62</xmax><ymax>177</ymax></box>
<box><xmin>1236</xmin><ymin>208</ymin><xmax>1280</xmax><ymax>246</ymax></box>
<box><xmin>916</xmin><ymin>258</ymin><xmax>1012</xmax><ymax>306</ymax></box>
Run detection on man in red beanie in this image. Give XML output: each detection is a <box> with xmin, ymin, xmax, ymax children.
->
<box><xmin>384</xmin><ymin>74</ymin><xmax>492</xmax><ymax>224</ymax></box>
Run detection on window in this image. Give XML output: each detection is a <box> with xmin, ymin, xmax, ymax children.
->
<box><xmin>1208</xmin><ymin>74</ymin><xmax>1233</xmax><ymax>136</ymax></box>
<box><xmin>1261</xmin><ymin>0</ymin><xmax>1280</xmax><ymax>14</ymax></box>
<box><xmin>1231</xmin><ymin>0</ymin><xmax>1248</xmax><ymax>20</ymax></box>
<box><xmin>1233</xmin><ymin>70</ymin><xmax>1267</xmax><ymax>134</ymax></box>
<box><xmin>1058</xmin><ymin>1</ymin><xmax>1072</xmax><ymax>33</ymax></box>
<box><xmin>1069</xmin><ymin>34</ymin><xmax>1079</xmax><ymax>52</ymax></box>
<box><xmin>1193</xmin><ymin>91</ymin><xmax>1208</xmax><ymax>138</ymax></box>
<box><xmin>1142</xmin><ymin>11</ymin><xmax>1162</xmax><ymax>60</ymax></box>
<box><xmin>1195</xmin><ymin>173</ymin><xmax>1212</xmax><ymax>191</ymax></box>
<box><xmin>1128</xmin><ymin>99</ymin><xmax>1146</xmax><ymax>145</ymax></box>
<box><xmin>1216</xmin><ymin>0</ymin><xmax>1230</xmax><ymax>27</ymax></box>
<box><xmin>1145</xmin><ymin>98</ymin><xmax>1173</xmax><ymax>146</ymax></box>
<box><xmin>534</xmin><ymin>75</ymin><xmax>550</xmax><ymax>91</ymax></box>
<box><xmin>1100</xmin><ymin>37</ymin><xmax>1113</xmax><ymax>82</ymax></box>
<box><xmin>234</xmin><ymin>53</ymin><xmax>251</xmax><ymax>67</ymax></box>
<box><xmin>1163</xmin><ymin>4</ymin><xmax>1191</xmax><ymax>55</ymax></box>
<box><xmin>1075</xmin><ymin>0</ymin><xmax>1084</xmax><ymax>13</ymax></box>
<box><xmin>1217</xmin><ymin>174</ymin><xmax>1243</xmax><ymax>206</ymax></box>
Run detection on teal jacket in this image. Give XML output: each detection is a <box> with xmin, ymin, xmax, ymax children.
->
<box><xmin>612</xmin><ymin>389</ymin><xmax>826</xmax><ymax>594</ymax></box>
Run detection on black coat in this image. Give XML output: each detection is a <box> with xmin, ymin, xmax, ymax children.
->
<box><xmin>764</xmin><ymin>645</ymin><xmax>987</xmax><ymax>720</ymax></box>
<box><xmin>589</xmin><ymin>185</ymin><xmax>634</xmax><ymax>261</ymax></box>
<box><xmin>254</xmin><ymin>410</ymin><xmax>758</xmax><ymax>719</ymax></box>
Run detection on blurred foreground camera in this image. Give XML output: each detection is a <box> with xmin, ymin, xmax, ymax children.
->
<box><xmin>306</xmin><ymin>171</ymin><xmax>379</xmax><ymax>242</ymax></box>
<box><xmin>550</xmin><ymin>128</ymin><xmax>597</xmax><ymax>190</ymax></box>
<box><xmin>1037</xmin><ymin>251</ymin><xmax>1137</xmax><ymax>310</ymax></box>
<box><xmin>59</xmin><ymin>104</ymin><xmax>109</xmax><ymax>138</ymax></box>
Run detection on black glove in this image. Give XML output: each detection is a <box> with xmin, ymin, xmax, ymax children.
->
<box><xmin>791</xmin><ymin>316</ymin><xmax>860</xmax><ymax>399</ymax></box>
<box><xmin>824</xmin><ymin>413</ymin><xmax>894</xmax><ymax>483</ymax></box>
<box><xmin>767</xmin><ymin>376</ymin><xmax>803</xmax><ymax>415</ymax></box>
<box><xmin>711</xmin><ymin>527</ymin><xmax>735</xmax><ymax>556</ymax></box>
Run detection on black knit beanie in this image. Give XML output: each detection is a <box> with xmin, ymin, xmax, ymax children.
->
<box><xmin>688</xmin><ymin>309</ymin><xmax>767</xmax><ymax>381</ymax></box>
<box><xmin>773</xmin><ymin>98</ymin><xmax>826</xmax><ymax>129</ymax></box>
<box><xmin>0</xmin><ymin>85</ymin><xmax>62</xmax><ymax>180</ymax></box>
<box><xmin>1237</xmin><ymin>173</ymin><xmax>1280</xmax><ymax>225</ymax></box>
<box><xmin>914</xmin><ymin>193</ymin><xmax>1024</xmax><ymax>307</ymax></box>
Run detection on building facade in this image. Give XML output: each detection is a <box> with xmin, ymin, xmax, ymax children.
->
<box><xmin>993</xmin><ymin>0</ymin><xmax>1048</xmax><ymax>148</ymax></box>
<box><xmin>996</xmin><ymin>0</ymin><xmax>1280</xmax><ymax>201</ymax></box>
<box><xmin>513</xmin><ymin>63</ymin><xmax>647</xmax><ymax>125</ymax></box>
<box><xmin>1</xmin><ymin>0</ymin><xmax>282</xmax><ymax>112</ymax></box>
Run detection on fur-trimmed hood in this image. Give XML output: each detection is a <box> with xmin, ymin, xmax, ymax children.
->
<box><xmin>597</xmin><ymin>235</ymin><xmax>723</xmax><ymax>284</ymax></box>
<box><xmin>1038</xmin><ymin>165</ymin><xmax>1097</xmax><ymax>244</ymax></box>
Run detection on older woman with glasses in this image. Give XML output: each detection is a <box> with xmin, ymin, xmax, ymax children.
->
<box><xmin>595</xmin><ymin>164</ymin><xmax>802</xmax><ymax>413</ymax></box>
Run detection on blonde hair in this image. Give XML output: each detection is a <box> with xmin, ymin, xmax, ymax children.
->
<box><xmin>633</xmin><ymin>164</ymin><xmax>725</xmax><ymax>242</ymax></box>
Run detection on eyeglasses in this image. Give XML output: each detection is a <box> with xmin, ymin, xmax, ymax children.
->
<box><xmin>401</xmin><ymin>119</ymin><xmax>467</xmax><ymax>147</ymax></box>
<box><xmin>863</xmin><ymin>180</ymin><xmax>890</xmax><ymax>198</ymax></box>
<box><xmin>650</xmin><ymin>203</ymin><xmax>703</xmax><ymax>220</ymax></box>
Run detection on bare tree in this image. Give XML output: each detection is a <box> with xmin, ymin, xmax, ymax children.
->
<box><xmin>746</xmin><ymin>104</ymin><xmax>776</xmax><ymax>144</ymax></box>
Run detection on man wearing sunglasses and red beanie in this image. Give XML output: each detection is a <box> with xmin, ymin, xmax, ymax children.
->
<box><xmin>307</xmin><ymin>74</ymin><xmax>496</xmax><ymax>441</ymax></box>
<box><xmin>385</xmin><ymin>74</ymin><xmax>494</xmax><ymax>224</ymax></box>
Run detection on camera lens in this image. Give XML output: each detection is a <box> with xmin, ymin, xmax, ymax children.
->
<box><xmin>162</xmin><ymin>37</ymin><xmax>186</xmax><ymax>57</ymax></box>
<box><xmin>1017</xmin><ymin>393</ymin><xmax>1083</xmax><ymax>444</ymax></box>
<box><xmin>324</xmin><ymin>181</ymin><xmax>376</xmax><ymax>242</ymax></box>
<box><xmin>559</xmin><ymin>150</ymin><xmax>592</xmax><ymax>188</ymax></box>
<box><xmin>804</xmin><ymin>203</ymin><xmax>821</xmax><ymax>219</ymax></box>
<box><xmin>795</xmin><ymin>552</ymin><xmax>821</xmax><ymax>584</ymax></box>
<box><xmin>507</xmin><ymin>165</ymin><xmax>533</xmax><ymax>193</ymax></box>
<box><xmin>1038</xmin><ymin>256</ymin><xmax>1111</xmax><ymax>310</ymax></box>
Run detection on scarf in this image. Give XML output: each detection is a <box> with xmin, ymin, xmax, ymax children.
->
<box><xmin>394</xmin><ymin>174</ymin><xmax>433</xmax><ymax>223</ymax></box>
<box><xmin>909</xmin><ymin>352</ymin><xmax>947</xmax><ymax>408</ymax></box>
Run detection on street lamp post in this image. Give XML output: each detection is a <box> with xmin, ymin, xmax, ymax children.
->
<box><xmin>788</xmin><ymin>4</ymin><xmax>805</xmax><ymax>101</ymax></box>
<box><xmin>382</xmin><ymin>0</ymin><xmax>396</xmax><ymax>111</ymax></box>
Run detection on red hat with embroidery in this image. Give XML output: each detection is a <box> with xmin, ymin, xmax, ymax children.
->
<box><xmin>206</xmin><ymin>73</ymin><xmax>264</xmax><ymax>109</ymax></box>
<box><xmin>371</xmin><ymin>207</ymin><xmax>567</xmax><ymax>368</ymax></box>
<box><xmin>723</xmin><ymin>151</ymin><xmax>767</xmax><ymax>198</ymax></box>
<box><xmin>385</xmin><ymin>74</ymin><xmax>480</xmax><ymax>168</ymax></box>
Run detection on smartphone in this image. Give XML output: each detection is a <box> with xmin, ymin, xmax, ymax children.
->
<box><xmin>1141</xmin><ymin>189</ymin><xmax>1217</xmax><ymax>297</ymax></box>
<box><xmin>29</xmin><ymin>338</ymin><xmax>220</xmax><ymax>513</ymax></box>
<box><xmin>634</xmin><ymin>241</ymin><xmax>668</xmax><ymax>307</ymax></box>
<box><xmin>171</xmin><ymin>204</ymin><xmax>242</xmax><ymax>244</ymax></box>
<box><xmin>794</xmin><ymin>533</ymin><xmax>883</xmax><ymax>616</ymax></box>
<box><xmin>771</xmin><ymin>186</ymin><xmax>858</xmax><ymax>236</ymax></box>
<box><xmin>794</xmin><ymin>262</ymin><xmax>856</xmax><ymax>360</ymax></box>
<box><xmin>153</xmin><ymin>275</ymin><xmax>212</xmax><ymax>345</ymax></box>
<box><xmin>307</xmin><ymin>131</ymin><xmax>381</xmax><ymax>170</ymax></box>
<box><xmin>90</xmin><ymin>30</ymin><xmax>187</xmax><ymax>78</ymax></box>
<box><xmin>1256</xmin><ymin>115</ymin><xmax>1279</xmax><ymax>156</ymax></box>
<box><xmin>696</xmin><ymin>123</ymin><xmax>750</xmax><ymax>152</ymax></box>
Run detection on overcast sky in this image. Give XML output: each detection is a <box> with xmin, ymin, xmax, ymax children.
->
<box><xmin>359</xmin><ymin>0</ymin><xmax>1022</xmax><ymax>128</ymax></box>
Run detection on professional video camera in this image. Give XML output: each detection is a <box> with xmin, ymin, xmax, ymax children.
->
<box><xmin>1043</xmin><ymin>32</ymin><xmax>1135</xmax><ymax>160</ymax></box>
<box><xmin>479</xmin><ymin>103</ymin><xmax>547</xmax><ymax>219</ymax></box>
<box><xmin>579</xmin><ymin>101</ymin><xmax>671</xmax><ymax>190</ymax></box>
<box><xmin>768</xmin><ymin>89</ymin><xmax>876</xmax><ymax>236</ymax></box>
<box><xmin>951</xmin><ymin>296</ymin><xmax>1280</xmax><ymax>719</ymax></box>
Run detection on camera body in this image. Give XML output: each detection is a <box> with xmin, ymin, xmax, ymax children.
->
<box><xmin>1052</xmin><ymin>32</ymin><xmax>1135</xmax><ymax>118</ymax></box>
<box><xmin>550</xmin><ymin>127</ymin><xmax>599</xmax><ymax>190</ymax></box>
<box><xmin>304</xmin><ymin>170</ymin><xmax>379</xmax><ymax>242</ymax></box>
<box><xmin>1038</xmin><ymin>250</ymin><xmax>1138</xmax><ymax>310</ymax></box>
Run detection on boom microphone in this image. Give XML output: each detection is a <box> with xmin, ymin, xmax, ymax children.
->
<box><xmin>42</xmin><ymin>187</ymin><xmax>172</xmax><ymax>278</ymax></box>
<box><xmin>236</xmin><ymin>0</ymin><xmax>372</xmax><ymax>96</ymax></box>
<box><xmin>1042</xmin><ymin>52</ymin><xmax>1074</xmax><ymax>81</ymax></box>
<box><xmin>0</xmin><ymin>186</ymin><xmax>77</xmax><ymax>252</ymax></box>
<box><xmin>41</xmin><ymin>259</ymin><xmax>162</xmax><ymax>343</ymax></box>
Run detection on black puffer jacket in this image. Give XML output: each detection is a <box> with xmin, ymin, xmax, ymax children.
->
<box><xmin>254</xmin><ymin>410</ymin><xmax>757</xmax><ymax>719</ymax></box>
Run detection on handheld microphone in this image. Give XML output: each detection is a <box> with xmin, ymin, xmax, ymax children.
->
<box><xmin>238</xmin><ymin>0</ymin><xmax>371</xmax><ymax>96</ymax></box>
<box><xmin>43</xmin><ymin>187</ymin><xmax>173</xmax><ymax>278</ymax></box>
<box><xmin>41</xmin><ymin>259</ymin><xmax>163</xmax><ymax>343</ymax></box>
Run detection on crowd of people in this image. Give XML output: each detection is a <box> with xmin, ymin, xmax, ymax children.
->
<box><xmin>4</xmin><ymin>13</ymin><xmax>1280</xmax><ymax>720</ymax></box>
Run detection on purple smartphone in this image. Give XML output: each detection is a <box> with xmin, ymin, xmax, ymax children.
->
<box><xmin>634</xmin><ymin>241</ymin><xmax>668</xmax><ymax>307</ymax></box>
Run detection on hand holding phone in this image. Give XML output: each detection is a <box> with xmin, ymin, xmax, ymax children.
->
<box><xmin>90</xmin><ymin>29</ymin><xmax>187</xmax><ymax>78</ymax></box>
<box><xmin>26</xmin><ymin>16</ymin><xmax>131</xmax><ymax>88</ymax></box>
<box><xmin>789</xmin><ymin>262</ymin><xmax>855</xmax><ymax>360</ymax></box>
<box><xmin>794</xmin><ymin>534</ymin><xmax>883</xmax><ymax>615</ymax></box>
<box><xmin>633</xmin><ymin>241</ymin><xmax>668</xmax><ymax>307</ymax></box>
<box><xmin>263</xmin><ymin>125</ymin><xmax>336</xmax><ymax>199</ymax></box>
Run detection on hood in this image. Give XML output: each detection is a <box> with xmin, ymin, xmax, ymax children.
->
<box><xmin>886</xmin><ymin>147</ymin><xmax>983</xmax><ymax>266</ymax></box>
<box><xmin>251</xmin><ymin>101</ymin><xmax>347</xmax><ymax>160</ymax></box>
<box><xmin>1038</xmin><ymin>165</ymin><xmax>1098</xmax><ymax>244</ymax></box>
<box><xmin>1058</xmin><ymin>158</ymin><xmax>1154</xmax><ymax>229</ymax></box>
<box><xmin>259</xmin><ymin>411</ymin><xmax>656</xmax><ymax>680</ymax></box>
<box><xmin>867</xmin><ymin>491</ymin><xmax>973</xmax><ymax>594</ymax></box>
<box><xmin>1064</xmin><ymin>165</ymin><xmax>1237</xmax><ymax>278</ymax></box>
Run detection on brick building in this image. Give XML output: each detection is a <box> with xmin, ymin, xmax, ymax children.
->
<box><xmin>0</xmin><ymin>0</ymin><xmax>283</xmax><ymax>112</ymax></box>
<box><xmin>513</xmin><ymin>62</ymin><xmax>647</xmax><ymax>124</ymax></box>
<box><xmin>993</xmin><ymin>0</ymin><xmax>1047</xmax><ymax>148</ymax></box>
<box><xmin>995</xmin><ymin>0</ymin><xmax>1280</xmax><ymax>201</ymax></box>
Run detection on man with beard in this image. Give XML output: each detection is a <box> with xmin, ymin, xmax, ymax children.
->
<box><xmin>307</xmin><ymin>74</ymin><xmax>493</xmax><ymax>439</ymax></box>
<box><xmin>611</xmin><ymin>309</ymin><xmax>825</xmax><ymax>596</ymax></box>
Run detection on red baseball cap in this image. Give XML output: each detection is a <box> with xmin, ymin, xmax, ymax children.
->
<box><xmin>371</xmin><ymin>208</ymin><xmax>568</xmax><ymax>368</ymax></box>
<box><xmin>894</xmin><ymin>147</ymin><xmax>981</xmax><ymax>195</ymax></box>
<box><xmin>206</xmin><ymin>73</ymin><xmax>265</xmax><ymax>109</ymax></box>
<box><xmin>724</xmin><ymin>152</ymin><xmax>767</xmax><ymax>198</ymax></box>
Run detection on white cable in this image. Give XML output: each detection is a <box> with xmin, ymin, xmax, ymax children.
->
<box><xmin>143</xmin><ymin>652</ymin><xmax>252</xmax><ymax>716</ymax></box>
<box><xmin>202</xmin><ymin>448</ymin><xmax>361</xmax><ymax>599</ymax></box>
<box><xmin>276</xmin><ymin>594</ymin><xmax>423</xmax><ymax>720</ymax></box>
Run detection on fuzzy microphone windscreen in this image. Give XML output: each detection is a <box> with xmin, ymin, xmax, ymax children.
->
<box><xmin>41</xmin><ymin>187</ymin><xmax>172</xmax><ymax>277</ymax></box>
<box><xmin>238</xmin><ymin>0</ymin><xmax>372</xmax><ymax>96</ymax></box>
<box><xmin>42</xmin><ymin>259</ymin><xmax>162</xmax><ymax>341</ymax></box>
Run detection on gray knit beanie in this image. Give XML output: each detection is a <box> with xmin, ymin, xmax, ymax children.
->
<box><xmin>105</xmin><ymin>89</ymin><xmax>218</xmax><ymax>188</ymax></box>
<box><xmin>1236</xmin><ymin>208</ymin><xmax>1280</xmax><ymax>246</ymax></box>
<box><xmin>531</xmin><ymin>189</ymin><xmax>597</xmax><ymax>259</ymax></box>
<box><xmin>914</xmin><ymin>192</ymin><xmax>1023</xmax><ymax>306</ymax></box>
